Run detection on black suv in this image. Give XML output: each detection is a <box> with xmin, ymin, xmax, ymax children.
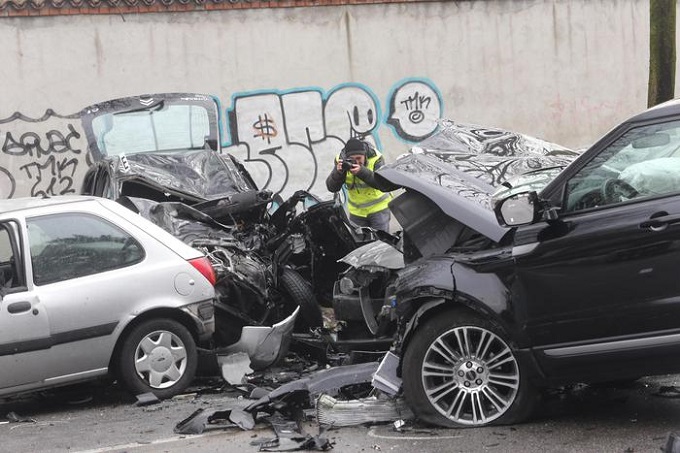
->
<box><xmin>374</xmin><ymin>103</ymin><xmax>680</xmax><ymax>427</ymax></box>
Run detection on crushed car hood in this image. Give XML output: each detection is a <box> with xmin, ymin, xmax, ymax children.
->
<box><xmin>106</xmin><ymin>149</ymin><xmax>257</xmax><ymax>203</ymax></box>
<box><xmin>377</xmin><ymin>120</ymin><xmax>579</xmax><ymax>243</ymax></box>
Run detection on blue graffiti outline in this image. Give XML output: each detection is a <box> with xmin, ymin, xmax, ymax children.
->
<box><xmin>220</xmin><ymin>82</ymin><xmax>385</xmax><ymax>151</ymax></box>
<box><xmin>383</xmin><ymin>77</ymin><xmax>444</xmax><ymax>143</ymax></box>
<box><xmin>324</xmin><ymin>81</ymin><xmax>384</xmax><ymax>151</ymax></box>
<box><xmin>221</xmin><ymin>85</ymin><xmax>324</xmax><ymax>148</ymax></box>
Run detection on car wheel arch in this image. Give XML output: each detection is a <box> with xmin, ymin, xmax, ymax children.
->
<box><xmin>108</xmin><ymin>307</ymin><xmax>201</xmax><ymax>374</ymax></box>
<box><xmin>397</xmin><ymin>294</ymin><xmax>515</xmax><ymax>373</ymax></box>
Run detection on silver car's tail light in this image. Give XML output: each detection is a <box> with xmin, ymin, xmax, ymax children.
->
<box><xmin>189</xmin><ymin>257</ymin><xmax>217</xmax><ymax>285</ymax></box>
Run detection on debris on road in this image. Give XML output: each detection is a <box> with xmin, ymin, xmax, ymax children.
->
<box><xmin>173</xmin><ymin>359</ymin><xmax>410</xmax><ymax>450</ymax></box>
<box><xmin>135</xmin><ymin>392</ymin><xmax>161</xmax><ymax>406</ymax></box>
<box><xmin>663</xmin><ymin>432</ymin><xmax>680</xmax><ymax>453</ymax></box>
<box><xmin>655</xmin><ymin>386</ymin><xmax>680</xmax><ymax>398</ymax></box>
<box><xmin>217</xmin><ymin>352</ymin><xmax>254</xmax><ymax>386</ymax></box>
<box><xmin>315</xmin><ymin>394</ymin><xmax>412</xmax><ymax>427</ymax></box>
<box><xmin>254</xmin><ymin>415</ymin><xmax>334</xmax><ymax>452</ymax></box>
<box><xmin>5</xmin><ymin>412</ymin><xmax>36</xmax><ymax>424</ymax></box>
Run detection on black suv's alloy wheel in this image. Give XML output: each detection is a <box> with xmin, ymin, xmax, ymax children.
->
<box><xmin>403</xmin><ymin>309</ymin><xmax>537</xmax><ymax>427</ymax></box>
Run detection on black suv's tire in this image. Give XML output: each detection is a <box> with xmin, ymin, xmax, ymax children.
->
<box><xmin>117</xmin><ymin>318</ymin><xmax>197</xmax><ymax>399</ymax></box>
<box><xmin>402</xmin><ymin>309</ymin><xmax>537</xmax><ymax>427</ymax></box>
<box><xmin>279</xmin><ymin>267</ymin><xmax>323</xmax><ymax>330</ymax></box>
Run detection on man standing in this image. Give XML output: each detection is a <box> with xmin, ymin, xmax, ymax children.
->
<box><xmin>325</xmin><ymin>138</ymin><xmax>392</xmax><ymax>232</ymax></box>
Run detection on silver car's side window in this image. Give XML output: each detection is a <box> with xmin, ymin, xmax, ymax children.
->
<box><xmin>565</xmin><ymin>120</ymin><xmax>680</xmax><ymax>213</ymax></box>
<box><xmin>27</xmin><ymin>213</ymin><xmax>145</xmax><ymax>286</ymax></box>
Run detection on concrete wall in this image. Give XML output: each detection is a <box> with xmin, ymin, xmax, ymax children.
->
<box><xmin>0</xmin><ymin>0</ymin><xmax>657</xmax><ymax>199</ymax></box>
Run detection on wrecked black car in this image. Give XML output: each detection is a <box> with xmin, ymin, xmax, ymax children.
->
<box><xmin>331</xmin><ymin>121</ymin><xmax>578</xmax><ymax>355</ymax></box>
<box><xmin>371</xmin><ymin>107</ymin><xmax>680</xmax><ymax>428</ymax></box>
<box><xmin>79</xmin><ymin>93</ymin><xmax>377</xmax><ymax>369</ymax></box>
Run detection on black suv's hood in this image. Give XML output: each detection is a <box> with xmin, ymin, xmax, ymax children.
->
<box><xmin>378</xmin><ymin>153</ymin><xmax>508</xmax><ymax>242</ymax></box>
<box><xmin>377</xmin><ymin>121</ymin><xmax>579</xmax><ymax>244</ymax></box>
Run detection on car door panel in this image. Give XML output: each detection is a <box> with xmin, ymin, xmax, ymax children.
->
<box><xmin>514</xmin><ymin>195</ymin><xmax>680</xmax><ymax>375</ymax></box>
<box><xmin>0</xmin><ymin>292</ymin><xmax>52</xmax><ymax>389</ymax></box>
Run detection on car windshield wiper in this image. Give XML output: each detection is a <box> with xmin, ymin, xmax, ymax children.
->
<box><xmin>113</xmin><ymin>100</ymin><xmax>165</xmax><ymax>116</ymax></box>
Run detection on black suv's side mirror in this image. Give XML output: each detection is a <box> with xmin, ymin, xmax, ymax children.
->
<box><xmin>494</xmin><ymin>191</ymin><xmax>540</xmax><ymax>227</ymax></box>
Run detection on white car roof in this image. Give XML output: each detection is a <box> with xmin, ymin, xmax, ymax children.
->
<box><xmin>0</xmin><ymin>195</ymin><xmax>204</xmax><ymax>261</ymax></box>
<box><xmin>0</xmin><ymin>195</ymin><xmax>99</xmax><ymax>214</ymax></box>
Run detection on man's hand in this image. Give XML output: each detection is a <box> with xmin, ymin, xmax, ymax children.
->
<box><xmin>348</xmin><ymin>163</ymin><xmax>361</xmax><ymax>175</ymax></box>
<box><xmin>337</xmin><ymin>159</ymin><xmax>361</xmax><ymax>174</ymax></box>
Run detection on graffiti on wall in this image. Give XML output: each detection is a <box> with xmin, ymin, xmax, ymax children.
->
<box><xmin>224</xmin><ymin>78</ymin><xmax>443</xmax><ymax>198</ymax></box>
<box><xmin>387</xmin><ymin>79</ymin><xmax>443</xmax><ymax>142</ymax></box>
<box><xmin>0</xmin><ymin>78</ymin><xmax>442</xmax><ymax>199</ymax></box>
<box><xmin>0</xmin><ymin>111</ymin><xmax>91</xmax><ymax>199</ymax></box>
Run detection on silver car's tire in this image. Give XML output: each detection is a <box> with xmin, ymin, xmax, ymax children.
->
<box><xmin>403</xmin><ymin>309</ymin><xmax>537</xmax><ymax>427</ymax></box>
<box><xmin>117</xmin><ymin>319</ymin><xmax>197</xmax><ymax>399</ymax></box>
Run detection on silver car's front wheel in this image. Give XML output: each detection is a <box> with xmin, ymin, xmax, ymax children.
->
<box><xmin>403</xmin><ymin>309</ymin><xmax>536</xmax><ymax>427</ymax></box>
<box><xmin>117</xmin><ymin>318</ymin><xmax>197</xmax><ymax>399</ymax></box>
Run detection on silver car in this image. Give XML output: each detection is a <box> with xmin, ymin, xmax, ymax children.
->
<box><xmin>0</xmin><ymin>195</ymin><xmax>215</xmax><ymax>399</ymax></box>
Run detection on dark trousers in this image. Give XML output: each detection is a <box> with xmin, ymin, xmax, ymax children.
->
<box><xmin>350</xmin><ymin>209</ymin><xmax>391</xmax><ymax>233</ymax></box>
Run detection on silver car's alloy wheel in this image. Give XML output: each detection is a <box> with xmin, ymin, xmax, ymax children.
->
<box><xmin>421</xmin><ymin>325</ymin><xmax>520</xmax><ymax>426</ymax></box>
<box><xmin>134</xmin><ymin>330</ymin><xmax>188</xmax><ymax>389</ymax></box>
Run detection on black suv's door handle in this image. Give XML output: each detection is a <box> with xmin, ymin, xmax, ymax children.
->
<box><xmin>640</xmin><ymin>214</ymin><xmax>680</xmax><ymax>231</ymax></box>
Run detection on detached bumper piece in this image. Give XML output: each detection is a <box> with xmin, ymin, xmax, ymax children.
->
<box><xmin>316</xmin><ymin>394</ymin><xmax>412</xmax><ymax>427</ymax></box>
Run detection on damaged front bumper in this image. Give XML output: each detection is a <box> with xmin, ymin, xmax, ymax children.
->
<box><xmin>218</xmin><ymin>307</ymin><xmax>300</xmax><ymax>370</ymax></box>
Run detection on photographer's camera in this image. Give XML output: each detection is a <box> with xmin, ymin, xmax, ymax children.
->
<box><xmin>341</xmin><ymin>159</ymin><xmax>355</xmax><ymax>172</ymax></box>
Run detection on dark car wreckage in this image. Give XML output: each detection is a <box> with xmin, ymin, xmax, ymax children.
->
<box><xmin>368</xmin><ymin>102</ymin><xmax>680</xmax><ymax>428</ymax></box>
<box><xmin>79</xmin><ymin>93</ymin><xmax>379</xmax><ymax>372</ymax></box>
<box><xmin>333</xmin><ymin>120</ymin><xmax>578</xmax><ymax>356</ymax></box>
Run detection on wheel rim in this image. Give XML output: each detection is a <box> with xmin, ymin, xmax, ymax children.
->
<box><xmin>134</xmin><ymin>330</ymin><xmax>188</xmax><ymax>389</ymax></box>
<box><xmin>421</xmin><ymin>325</ymin><xmax>520</xmax><ymax>425</ymax></box>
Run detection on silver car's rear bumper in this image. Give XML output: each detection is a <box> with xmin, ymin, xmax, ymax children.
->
<box><xmin>219</xmin><ymin>307</ymin><xmax>299</xmax><ymax>370</ymax></box>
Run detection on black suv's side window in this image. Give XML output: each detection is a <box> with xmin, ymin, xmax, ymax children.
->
<box><xmin>565</xmin><ymin>119</ymin><xmax>680</xmax><ymax>213</ymax></box>
<box><xmin>27</xmin><ymin>213</ymin><xmax>144</xmax><ymax>285</ymax></box>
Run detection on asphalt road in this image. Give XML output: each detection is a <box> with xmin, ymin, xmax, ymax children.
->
<box><xmin>2</xmin><ymin>372</ymin><xmax>680</xmax><ymax>453</ymax></box>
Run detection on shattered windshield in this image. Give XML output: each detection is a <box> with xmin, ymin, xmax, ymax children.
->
<box><xmin>92</xmin><ymin>103</ymin><xmax>212</xmax><ymax>156</ymax></box>
<box><xmin>81</xmin><ymin>94</ymin><xmax>220</xmax><ymax>160</ymax></box>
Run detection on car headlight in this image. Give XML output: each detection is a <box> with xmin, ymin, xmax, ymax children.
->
<box><xmin>339</xmin><ymin>277</ymin><xmax>355</xmax><ymax>295</ymax></box>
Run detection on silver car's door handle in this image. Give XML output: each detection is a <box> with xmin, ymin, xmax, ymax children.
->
<box><xmin>7</xmin><ymin>301</ymin><xmax>32</xmax><ymax>314</ymax></box>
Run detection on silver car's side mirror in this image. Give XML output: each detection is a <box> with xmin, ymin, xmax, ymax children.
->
<box><xmin>494</xmin><ymin>191</ymin><xmax>539</xmax><ymax>227</ymax></box>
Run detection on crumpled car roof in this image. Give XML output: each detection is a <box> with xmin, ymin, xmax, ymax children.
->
<box><xmin>80</xmin><ymin>92</ymin><xmax>260</xmax><ymax>203</ymax></box>
<box><xmin>377</xmin><ymin>120</ymin><xmax>580</xmax><ymax>243</ymax></box>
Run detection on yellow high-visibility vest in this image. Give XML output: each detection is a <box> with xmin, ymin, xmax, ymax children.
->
<box><xmin>336</xmin><ymin>152</ymin><xmax>391</xmax><ymax>218</ymax></box>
